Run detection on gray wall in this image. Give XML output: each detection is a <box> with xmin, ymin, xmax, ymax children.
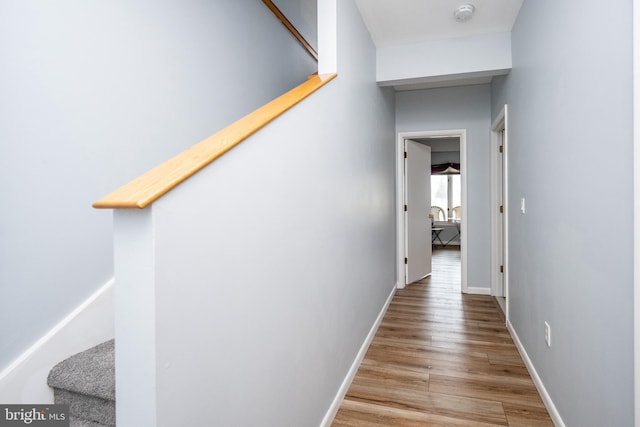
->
<box><xmin>376</xmin><ymin>31</ymin><xmax>512</xmax><ymax>88</ymax></box>
<box><xmin>397</xmin><ymin>85</ymin><xmax>492</xmax><ymax>288</ymax></box>
<box><xmin>490</xmin><ymin>0</ymin><xmax>633</xmax><ymax>425</ymax></box>
<box><xmin>0</xmin><ymin>0</ymin><xmax>316</xmax><ymax>370</ymax></box>
<box><xmin>145</xmin><ymin>1</ymin><xmax>396</xmax><ymax>425</ymax></box>
<box><xmin>275</xmin><ymin>0</ymin><xmax>318</xmax><ymax>51</ymax></box>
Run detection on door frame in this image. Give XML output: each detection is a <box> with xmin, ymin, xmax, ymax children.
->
<box><xmin>490</xmin><ymin>105</ymin><xmax>509</xmax><ymax>320</ymax></box>
<box><xmin>633</xmin><ymin>0</ymin><xmax>639</xmax><ymax>424</ymax></box>
<box><xmin>396</xmin><ymin>129</ymin><xmax>468</xmax><ymax>291</ymax></box>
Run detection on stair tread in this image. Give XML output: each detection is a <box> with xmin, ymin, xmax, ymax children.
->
<box><xmin>55</xmin><ymin>388</ymin><xmax>115</xmax><ymax>425</ymax></box>
<box><xmin>69</xmin><ymin>415</ymin><xmax>110</xmax><ymax>427</ymax></box>
<box><xmin>48</xmin><ymin>340</ymin><xmax>115</xmax><ymax>401</ymax></box>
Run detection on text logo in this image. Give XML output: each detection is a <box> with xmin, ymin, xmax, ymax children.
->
<box><xmin>0</xmin><ymin>405</ymin><xmax>68</xmax><ymax>426</ymax></box>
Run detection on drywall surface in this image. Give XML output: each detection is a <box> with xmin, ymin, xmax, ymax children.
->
<box><xmin>396</xmin><ymin>85</ymin><xmax>492</xmax><ymax>289</ymax></box>
<box><xmin>490</xmin><ymin>0</ymin><xmax>633</xmax><ymax>425</ymax></box>
<box><xmin>0</xmin><ymin>0</ymin><xmax>317</xmax><ymax>372</ymax></box>
<box><xmin>274</xmin><ymin>0</ymin><xmax>318</xmax><ymax>51</ymax></box>
<box><xmin>112</xmin><ymin>1</ymin><xmax>395</xmax><ymax>425</ymax></box>
<box><xmin>378</xmin><ymin>32</ymin><xmax>511</xmax><ymax>87</ymax></box>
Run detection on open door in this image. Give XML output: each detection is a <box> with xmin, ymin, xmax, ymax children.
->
<box><xmin>498</xmin><ymin>129</ymin><xmax>506</xmax><ymax>297</ymax></box>
<box><xmin>405</xmin><ymin>140</ymin><xmax>431</xmax><ymax>284</ymax></box>
<box><xmin>491</xmin><ymin>105</ymin><xmax>508</xmax><ymax>315</ymax></box>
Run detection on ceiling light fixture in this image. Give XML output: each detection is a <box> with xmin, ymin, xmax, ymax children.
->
<box><xmin>454</xmin><ymin>4</ymin><xmax>475</xmax><ymax>23</ymax></box>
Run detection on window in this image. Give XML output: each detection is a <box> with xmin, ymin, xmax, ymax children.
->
<box><xmin>431</xmin><ymin>174</ymin><xmax>461</xmax><ymax>221</ymax></box>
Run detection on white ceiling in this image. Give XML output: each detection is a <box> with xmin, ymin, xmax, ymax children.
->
<box><xmin>354</xmin><ymin>0</ymin><xmax>524</xmax><ymax>48</ymax></box>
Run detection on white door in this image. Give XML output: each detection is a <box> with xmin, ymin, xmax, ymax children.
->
<box><xmin>498</xmin><ymin>129</ymin><xmax>506</xmax><ymax>296</ymax></box>
<box><xmin>405</xmin><ymin>140</ymin><xmax>431</xmax><ymax>284</ymax></box>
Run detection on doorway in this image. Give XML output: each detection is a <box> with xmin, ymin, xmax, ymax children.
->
<box><xmin>396</xmin><ymin>129</ymin><xmax>468</xmax><ymax>291</ymax></box>
<box><xmin>491</xmin><ymin>105</ymin><xmax>509</xmax><ymax>318</ymax></box>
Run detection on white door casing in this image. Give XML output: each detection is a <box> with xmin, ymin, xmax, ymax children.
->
<box><xmin>396</xmin><ymin>130</ymin><xmax>467</xmax><ymax>291</ymax></box>
<box><xmin>633</xmin><ymin>1</ymin><xmax>639</xmax><ymax>425</ymax></box>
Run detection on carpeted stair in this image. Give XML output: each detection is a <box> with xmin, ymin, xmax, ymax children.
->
<box><xmin>47</xmin><ymin>340</ymin><xmax>115</xmax><ymax>427</ymax></box>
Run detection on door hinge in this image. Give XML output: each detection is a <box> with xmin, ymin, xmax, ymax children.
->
<box><xmin>404</xmin><ymin>204</ymin><xmax>407</xmax><ymax>212</ymax></box>
<box><xmin>499</xmin><ymin>145</ymin><xmax>504</xmax><ymax>153</ymax></box>
<box><xmin>499</xmin><ymin>205</ymin><xmax>504</xmax><ymax>214</ymax></box>
<box><xmin>404</xmin><ymin>257</ymin><xmax>408</xmax><ymax>264</ymax></box>
<box><xmin>404</xmin><ymin>151</ymin><xmax>407</xmax><ymax>159</ymax></box>
<box><xmin>500</xmin><ymin>265</ymin><xmax>504</xmax><ymax>273</ymax></box>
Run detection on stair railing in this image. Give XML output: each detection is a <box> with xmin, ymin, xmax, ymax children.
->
<box><xmin>94</xmin><ymin>1</ymin><xmax>327</xmax><ymax>209</ymax></box>
<box><xmin>93</xmin><ymin>73</ymin><xmax>335</xmax><ymax>209</ymax></box>
<box><xmin>262</xmin><ymin>0</ymin><xmax>318</xmax><ymax>61</ymax></box>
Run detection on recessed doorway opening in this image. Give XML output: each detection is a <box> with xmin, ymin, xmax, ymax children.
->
<box><xmin>490</xmin><ymin>105</ymin><xmax>509</xmax><ymax>319</ymax></box>
<box><xmin>396</xmin><ymin>129</ymin><xmax>468</xmax><ymax>293</ymax></box>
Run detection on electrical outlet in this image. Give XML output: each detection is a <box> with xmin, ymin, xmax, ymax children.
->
<box><xmin>544</xmin><ymin>321</ymin><xmax>551</xmax><ymax>347</ymax></box>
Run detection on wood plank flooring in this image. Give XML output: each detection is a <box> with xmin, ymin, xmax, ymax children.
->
<box><xmin>332</xmin><ymin>248</ymin><xmax>553</xmax><ymax>426</ymax></box>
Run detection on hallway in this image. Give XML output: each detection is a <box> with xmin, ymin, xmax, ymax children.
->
<box><xmin>332</xmin><ymin>248</ymin><xmax>553</xmax><ymax>426</ymax></box>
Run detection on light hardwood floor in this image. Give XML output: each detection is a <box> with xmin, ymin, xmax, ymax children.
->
<box><xmin>332</xmin><ymin>248</ymin><xmax>553</xmax><ymax>426</ymax></box>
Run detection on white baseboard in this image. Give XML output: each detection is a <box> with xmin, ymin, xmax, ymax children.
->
<box><xmin>465</xmin><ymin>286</ymin><xmax>491</xmax><ymax>295</ymax></box>
<box><xmin>0</xmin><ymin>279</ymin><xmax>115</xmax><ymax>404</ymax></box>
<box><xmin>320</xmin><ymin>284</ymin><xmax>396</xmax><ymax>427</ymax></box>
<box><xmin>507</xmin><ymin>320</ymin><xmax>565</xmax><ymax>427</ymax></box>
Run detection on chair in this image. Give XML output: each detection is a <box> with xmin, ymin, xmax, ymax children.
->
<box><xmin>430</xmin><ymin>206</ymin><xmax>446</xmax><ymax>222</ymax></box>
<box><xmin>451</xmin><ymin>206</ymin><xmax>461</xmax><ymax>220</ymax></box>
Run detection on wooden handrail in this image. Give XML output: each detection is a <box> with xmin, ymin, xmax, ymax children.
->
<box><xmin>93</xmin><ymin>73</ymin><xmax>336</xmax><ymax>209</ymax></box>
<box><xmin>262</xmin><ymin>0</ymin><xmax>318</xmax><ymax>61</ymax></box>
